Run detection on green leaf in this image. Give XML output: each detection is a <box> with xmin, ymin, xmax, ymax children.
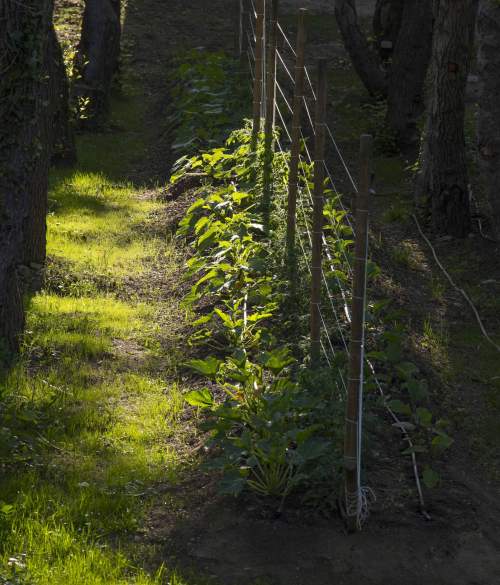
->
<box><xmin>416</xmin><ymin>407</ymin><xmax>433</xmax><ymax>428</ymax></box>
<box><xmin>194</xmin><ymin>216</ymin><xmax>210</xmax><ymax>235</ymax></box>
<box><xmin>214</xmin><ymin>308</ymin><xmax>235</xmax><ymax>328</ymax></box>
<box><xmin>0</xmin><ymin>503</ymin><xmax>14</xmax><ymax>516</ymax></box>
<box><xmin>431</xmin><ymin>433</ymin><xmax>454</xmax><ymax>452</ymax></box>
<box><xmin>197</xmin><ymin>226</ymin><xmax>219</xmax><ymax>251</ymax></box>
<box><xmin>388</xmin><ymin>399</ymin><xmax>412</xmax><ymax>415</ymax></box>
<box><xmin>185</xmin><ymin>388</ymin><xmax>214</xmax><ymax>409</ymax></box>
<box><xmin>186</xmin><ymin>356</ymin><xmax>221</xmax><ymax>377</ymax></box>
<box><xmin>295</xmin><ymin>437</ymin><xmax>329</xmax><ymax>461</ymax></box>
<box><xmin>262</xmin><ymin>348</ymin><xmax>295</xmax><ymax>374</ymax></box>
<box><xmin>406</xmin><ymin>379</ymin><xmax>429</xmax><ymax>402</ymax></box>
<box><xmin>193</xmin><ymin>314</ymin><xmax>213</xmax><ymax>326</ymax></box>
<box><xmin>396</xmin><ymin>361</ymin><xmax>419</xmax><ymax>380</ymax></box>
<box><xmin>422</xmin><ymin>466</ymin><xmax>440</xmax><ymax>489</ymax></box>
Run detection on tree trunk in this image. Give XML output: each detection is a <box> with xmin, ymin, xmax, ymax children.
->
<box><xmin>22</xmin><ymin>21</ymin><xmax>63</xmax><ymax>282</ymax></box>
<box><xmin>335</xmin><ymin>0</ymin><xmax>387</xmax><ymax>97</ymax></box>
<box><xmin>73</xmin><ymin>0</ymin><xmax>121</xmax><ymax>128</ymax></box>
<box><xmin>373</xmin><ymin>0</ymin><xmax>404</xmax><ymax>61</ymax></box>
<box><xmin>50</xmin><ymin>26</ymin><xmax>78</xmax><ymax>166</ymax></box>
<box><xmin>416</xmin><ymin>0</ymin><xmax>478</xmax><ymax>238</ymax></box>
<box><xmin>385</xmin><ymin>0</ymin><xmax>433</xmax><ymax>152</ymax></box>
<box><xmin>477</xmin><ymin>0</ymin><xmax>500</xmax><ymax>239</ymax></box>
<box><xmin>109</xmin><ymin>0</ymin><xmax>121</xmax><ymax>19</ymax></box>
<box><xmin>0</xmin><ymin>0</ymin><xmax>55</xmax><ymax>359</ymax></box>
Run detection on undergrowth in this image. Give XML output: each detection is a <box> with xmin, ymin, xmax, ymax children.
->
<box><xmin>173</xmin><ymin>127</ymin><xmax>455</xmax><ymax>509</ymax></box>
<box><xmin>173</xmin><ymin>123</ymin><xmax>354</xmax><ymax>509</ymax></box>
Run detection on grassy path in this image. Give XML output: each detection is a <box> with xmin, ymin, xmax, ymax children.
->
<box><xmin>0</xmin><ymin>35</ymin><xmax>195</xmax><ymax>585</ymax></box>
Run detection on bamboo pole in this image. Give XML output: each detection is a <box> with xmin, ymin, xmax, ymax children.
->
<box><xmin>261</xmin><ymin>0</ymin><xmax>279</xmax><ymax>232</ymax></box>
<box><xmin>251</xmin><ymin>0</ymin><xmax>265</xmax><ymax>151</ymax></box>
<box><xmin>286</xmin><ymin>9</ymin><xmax>307</xmax><ymax>294</ymax></box>
<box><xmin>343</xmin><ymin>134</ymin><xmax>373</xmax><ymax>533</ymax></box>
<box><xmin>310</xmin><ymin>59</ymin><xmax>328</xmax><ymax>364</ymax></box>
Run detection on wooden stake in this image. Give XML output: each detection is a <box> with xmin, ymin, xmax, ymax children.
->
<box><xmin>310</xmin><ymin>59</ymin><xmax>328</xmax><ymax>364</ymax></box>
<box><xmin>343</xmin><ymin>134</ymin><xmax>373</xmax><ymax>533</ymax></box>
<box><xmin>286</xmin><ymin>9</ymin><xmax>307</xmax><ymax>293</ymax></box>
<box><xmin>262</xmin><ymin>0</ymin><xmax>279</xmax><ymax>232</ymax></box>
<box><xmin>251</xmin><ymin>0</ymin><xmax>265</xmax><ymax>151</ymax></box>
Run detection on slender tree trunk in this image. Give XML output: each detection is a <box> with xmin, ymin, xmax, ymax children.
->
<box><xmin>73</xmin><ymin>0</ymin><xmax>121</xmax><ymax>128</ymax></box>
<box><xmin>416</xmin><ymin>0</ymin><xmax>478</xmax><ymax>237</ymax></box>
<box><xmin>335</xmin><ymin>0</ymin><xmax>387</xmax><ymax>97</ymax></box>
<box><xmin>51</xmin><ymin>26</ymin><xmax>77</xmax><ymax>166</ymax></box>
<box><xmin>0</xmin><ymin>0</ymin><xmax>55</xmax><ymax>359</ymax></box>
<box><xmin>477</xmin><ymin>0</ymin><xmax>500</xmax><ymax>238</ymax></box>
<box><xmin>385</xmin><ymin>0</ymin><xmax>433</xmax><ymax>151</ymax></box>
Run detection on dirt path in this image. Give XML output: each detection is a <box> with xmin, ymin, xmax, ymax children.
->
<box><xmin>110</xmin><ymin>2</ymin><xmax>500</xmax><ymax>584</ymax></box>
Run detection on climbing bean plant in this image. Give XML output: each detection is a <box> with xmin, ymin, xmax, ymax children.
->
<box><xmin>174</xmin><ymin>124</ymin><xmax>347</xmax><ymax>508</ymax></box>
<box><xmin>170</xmin><ymin>50</ymin><xmax>454</xmax><ymax>509</ymax></box>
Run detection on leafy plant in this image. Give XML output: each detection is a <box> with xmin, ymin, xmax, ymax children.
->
<box><xmin>173</xmin><ymin>124</ymin><xmax>351</xmax><ymax>507</ymax></box>
<box><xmin>167</xmin><ymin>50</ymin><xmax>249</xmax><ymax>154</ymax></box>
<box><xmin>185</xmin><ymin>352</ymin><xmax>335</xmax><ymax>508</ymax></box>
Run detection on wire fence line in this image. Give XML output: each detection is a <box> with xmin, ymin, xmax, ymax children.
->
<box><xmin>241</xmin><ymin>0</ymin><xmax>428</xmax><ymax>527</ymax></box>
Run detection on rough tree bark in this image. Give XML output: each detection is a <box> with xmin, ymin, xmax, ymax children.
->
<box><xmin>416</xmin><ymin>0</ymin><xmax>479</xmax><ymax>238</ymax></box>
<box><xmin>334</xmin><ymin>0</ymin><xmax>388</xmax><ymax>96</ymax></box>
<box><xmin>73</xmin><ymin>0</ymin><xmax>121</xmax><ymax>128</ymax></box>
<box><xmin>0</xmin><ymin>0</ymin><xmax>55</xmax><ymax>358</ymax></box>
<box><xmin>477</xmin><ymin>0</ymin><xmax>500</xmax><ymax>238</ymax></box>
<box><xmin>373</xmin><ymin>0</ymin><xmax>404</xmax><ymax>61</ymax></box>
<box><xmin>385</xmin><ymin>0</ymin><xmax>433</xmax><ymax>151</ymax></box>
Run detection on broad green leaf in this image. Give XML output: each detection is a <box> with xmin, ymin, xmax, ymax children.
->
<box><xmin>431</xmin><ymin>433</ymin><xmax>454</xmax><ymax>452</ymax></box>
<box><xmin>186</xmin><ymin>356</ymin><xmax>221</xmax><ymax>377</ymax></box>
<box><xmin>416</xmin><ymin>407</ymin><xmax>433</xmax><ymax>428</ymax></box>
<box><xmin>185</xmin><ymin>388</ymin><xmax>214</xmax><ymax>409</ymax></box>
<box><xmin>387</xmin><ymin>399</ymin><xmax>412</xmax><ymax>415</ymax></box>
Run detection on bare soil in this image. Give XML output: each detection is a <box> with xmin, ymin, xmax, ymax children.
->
<box><xmin>119</xmin><ymin>0</ymin><xmax>500</xmax><ymax>583</ymax></box>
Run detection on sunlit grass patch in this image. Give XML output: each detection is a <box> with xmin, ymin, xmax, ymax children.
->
<box><xmin>0</xmin><ymin>367</ymin><xmax>189</xmax><ymax>583</ymax></box>
<box><xmin>22</xmin><ymin>294</ymin><xmax>156</xmax><ymax>363</ymax></box>
<box><xmin>48</xmin><ymin>172</ymin><xmax>162</xmax><ymax>277</ymax></box>
<box><xmin>0</xmin><ymin>475</ymin><xmax>165</xmax><ymax>584</ymax></box>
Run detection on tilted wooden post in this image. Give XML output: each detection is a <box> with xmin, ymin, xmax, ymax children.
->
<box><xmin>251</xmin><ymin>0</ymin><xmax>265</xmax><ymax>151</ymax></box>
<box><xmin>343</xmin><ymin>134</ymin><xmax>373</xmax><ymax>533</ymax></box>
<box><xmin>309</xmin><ymin>59</ymin><xmax>328</xmax><ymax>364</ymax></box>
<box><xmin>262</xmin><ymin>0</ymin><xmax>279</xmax><ymax>232</ymax></box>
<box><xmin>286</xmin><ymin>8</ymin><xmax>307</xmax><ymax>293</ymax></box>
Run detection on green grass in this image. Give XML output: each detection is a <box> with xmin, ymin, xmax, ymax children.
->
<box><xmin>0</xmin><ymin>35</ymin><xmax>195</xmax><ymax>584</ymax></box>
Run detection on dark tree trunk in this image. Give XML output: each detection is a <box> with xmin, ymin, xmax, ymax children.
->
<box><xmin>73</xmin><ymin>0</ymin><xmax>121</xmax><ymax>128</ymax></box>
<box><xmin>477</xmin><ymin>0</ymin><xmax>500</xmax><ymax>239</ymax></box>
<box><xmin>416</xmin><ymin>0</ymin><xmax>478</xmax><ymax>238</ymax></box>
<box><xmin>109</xmin><ymin>0</ymin><xmax>121</xmax><ymax>18</ymax></box>
<box><xmin>50</xmin><ymin>26</ymin><xmax>77</xmax><ymax>166</ymax></box>
<box><xmin>385</xmin><ymin>0</ymin><xmax>433</xmax><ymax>151</ymax></box>
<box><xmin>334</xmin><ymin>0</ymin><xmax>388</xmax><ymax>97</ymax></box>
<box><xmin>0</xmin><ymin>0</ymin><xmax>55</xmax><ymax>359</ymax></box>
<box><xmin>373</xmin><ymin>0</ymin><xmax>404</xmax><ymax>61</ymax></box>
<box><xmin>22</xmin><ymin>22</ymin><xmax>64</xmax><ymax>278</ymax></box>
